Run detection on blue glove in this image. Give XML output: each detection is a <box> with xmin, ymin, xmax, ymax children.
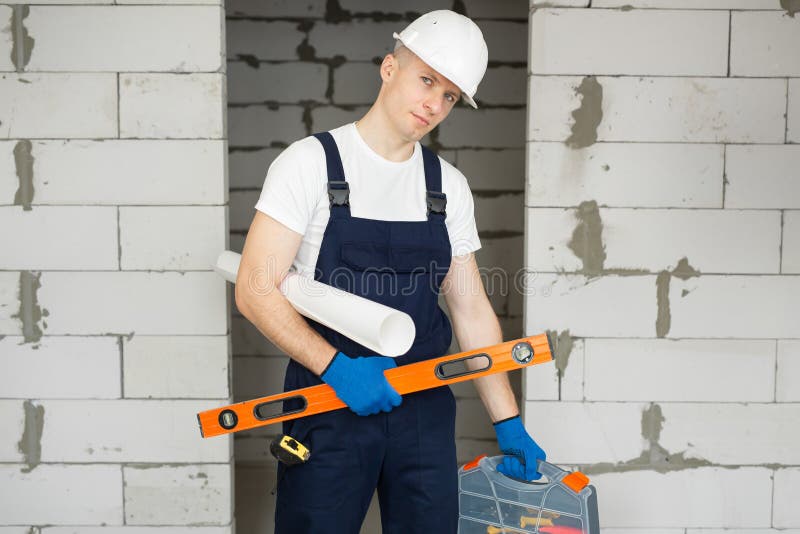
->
<box><xmin>320</xmin><ymin>352</ymin><xmax>402</xmax><ymax>416</ymax></box>
<box><xmin>493</xmin><ymin>415</ymin><xmax>546</xmax><ymax>481</ymax></box>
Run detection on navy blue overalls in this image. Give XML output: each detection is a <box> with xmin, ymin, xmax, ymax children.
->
<box><xmin>275</xmin><ymin>132</ymin><xmax>458</xmax><ymax>534</ymax></box>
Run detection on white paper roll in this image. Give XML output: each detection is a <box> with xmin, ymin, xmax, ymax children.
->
<box><xmin>214</xmin><ymin>251</ymin><xmax>415</xmax><ymax>357</ymax></box>
<box><xmin>214</xmin><ymin>250</ymin><xmax>241</xmax><ymax>283</ymax></box>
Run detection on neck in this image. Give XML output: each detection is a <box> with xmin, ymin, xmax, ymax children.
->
<box><xmin>355</xmin><ymin>102</ymin><xmax>416</xmax><ymax>162</ymax></box>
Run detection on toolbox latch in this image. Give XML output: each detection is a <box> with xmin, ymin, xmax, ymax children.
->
<box><xmin>562</xmin><ymin>471</ymin><xmax>590</xmax><ymax>493</ymax></box>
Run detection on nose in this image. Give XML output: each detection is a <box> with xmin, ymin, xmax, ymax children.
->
<box><xmin>423</xmin><ymin>95</ymin><xmax>443</xmax><ymax>116</ymax></box>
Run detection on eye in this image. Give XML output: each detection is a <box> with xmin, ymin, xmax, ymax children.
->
<box><xmin>421</xmin><ymin>76</ymin><xmax>432</xmax><ymax>86</ymax></box>
<box><xmin>445</xmin><ymin>93</ymin><xmax>456</xmax><ymax>103</ymax></box>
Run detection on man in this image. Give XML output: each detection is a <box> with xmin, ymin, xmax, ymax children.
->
<box><xmin>236</xmin><ymin>10</ymin><xmax>545</xmax><ymax>534</ymax></box>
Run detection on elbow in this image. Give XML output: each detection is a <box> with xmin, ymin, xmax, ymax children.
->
<box><xmin>234</xmin><ymin>280</ymin><xmax>252</xmax><ymax>321</ymax></box>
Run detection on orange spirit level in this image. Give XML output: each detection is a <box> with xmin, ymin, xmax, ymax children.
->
<box><xmin>197</xmin><ymin>333</ymin><xmax>553</xmax><ymax>438</ymax></box>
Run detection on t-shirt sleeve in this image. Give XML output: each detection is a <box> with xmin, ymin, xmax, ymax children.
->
<box><xmin>254</xmin><ymin>138</ymin><xmax>325</xmax><ymax>236</ymax></box>
<box><xmin>442</xmin><ymin>161</ymin><xmax>482</xmax><ymax>257</ymax></box>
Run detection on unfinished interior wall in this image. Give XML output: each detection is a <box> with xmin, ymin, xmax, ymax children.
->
<box><xmin>0</xmin><ymin>2</ymin><xmax>232</xmax><ymax>532</ymax></box>
<box><xmin>524</xmin><ymin>0</ymin><xmax>800</xmax><ymax>529</ymax></box>
<box><xmin>225</xmin><ymin>0</ymin><xmax>530</xmax><ymax>531</ymax></box>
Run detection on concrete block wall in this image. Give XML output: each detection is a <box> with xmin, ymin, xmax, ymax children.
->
<box><xmin>525</xmin><ymin>1</ymin><xmax>800</xmax><ymax>530</ymax></box>
<box><xmin>225</xmin><ymin>1</ymin><xmax>529</xmax><ymax>531</ymax></box>
<box><xmin>0</xmin><ymin>2</ymin><xmax>231</xmax><ymax>533</ymax></box>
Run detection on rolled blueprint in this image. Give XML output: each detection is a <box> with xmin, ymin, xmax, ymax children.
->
<box><xmin>214</xmin><ymin>250</ymin><xmax>415</xmax><ymax>357</ymax></box>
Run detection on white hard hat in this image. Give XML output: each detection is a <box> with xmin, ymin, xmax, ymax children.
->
<box><xmin>393</xmin><ymin>10</ymin><xmax>488</xmax><ymax>109</ymax></box>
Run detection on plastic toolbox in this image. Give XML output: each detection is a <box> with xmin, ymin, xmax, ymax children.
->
<box><xmin>458</xmin><ymin>455</ymin><xmax>599</xmax><ymax>534</ymax></box>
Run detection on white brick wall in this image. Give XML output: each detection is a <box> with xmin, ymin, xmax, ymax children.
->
<box><xmin>529</xmin><ymin>76</ymin><xmax>786</xmax><ymax>143</ymax></box>
<box><xmin>0</xmin><ymin>1</ymin><xmax>231</xmax><ymax>530</ymax></box>
<box><xmin>531</xmin><ymin>9</ymin><xmax>728</xmax><ymax>76</ymax></box>
<box><xmin>592</xmin><ymin>0</ymin><xmax>783</xmax><ymax>8</ymax></box>
<box><xmin>0</xmin><ymin>336</ymin><xmax>120</xmax><ymax>398</ymax></box>
<box><xmin>35</xmin><ymin>272</ymin><xmax>227</xmax><ymax>335</ymax></box>
<box><xmin>0</xmin><ymin>140</ymin><xmax>227</xmax><ymax>205</ymax></box>
<box><xmin>0</xmin><ymin>206</ymin><xmax>118</xmax><ymax>269</ymax></box>
<box><xmin>730</xmin><ymin>12</ymin><xmax>800</xmax><ymax>77</ymax></box>
<box><xmin>527</xmin><ymin>208</ymin><xmax>781</xmax><ymax>274</ymax></box>
<box><xmin>593</xmin><ymin>468</ymin><xmax>773</xmax><ymax>527</ymax></box>
<box><xmin>43</xmin><ymin>529</ymin><xmax>232</xmax><ymax>534</ymax></box>
<box><xmin>524</xmin><ymin>339</ymin><xmax>583</xmax><ymax>401</ymax></box>
<box><xmin>525</xmin><ymin>274</ymin><xmax>657</xmax><ymax>337</ymax></box>
<box><xmin>789</xmin><ymin>79</ymin><xmax>800</xmax><ymax>143</ymax></box>
<box><xmin>123</xmin><ymin>336</ymin><xmax>229</xmax><ymax>399</ymax></box>
<box><xmin>669</xmin><ymin>276</ymin><xmax>800</xmax><ymax>338</ymax></box>
<box><xmin>0</xmin><ymin>465</ymin><xmax>123</xmax><ymax>525</ymax></box>
<box><xmin>119</xmin><ymin>206</ymin><xmax>227</xmax><ymax>270</ymax></box>
<box><xmin>725</xmin><ymin>145</ymin><xmax>800</xmax><ymax>209</ymax></box>
<box><xmin>527</xmin><ymin>142</ymin><xmax>724</xmax><ymax>208</ymax></box>
<box><xmin>524</xmin><ymin>401</ymin><xmax>646</xmax><ymax>464</ymax></box>
<box><xmin>583</xmin><ymin>339</ymin><xmax>775</xmax><ymax>402</ymax></box>
<box><xmin>0</xmin><ymin>74</ymin><xmax>117</xmax><ymax>138</ymax></box>
<box><xmin>23</xmin><ymin>6</ymin><xmax>223</xmax><ymax>72</ymax></box>
<box><xmin>659</xmin><ymin>404</ymin><xmax>800</xmax><ymax>465</ymax></box>
<box><xmin>124</xmin><ymin>464</ymin><xmax>232</xmax><ymax>525</ymax></box>
<box><xmin>39</xmin><ymin>400</ymin><xmax>229</xmax><ymax>462</ymax></box>
<box><xmin>0</xmin><ymin>400</ymin><xmax>26</xmax><ymax>462</ymax></box>
<box><xmin>120</xmin><ymin>74</ymin><xmax>226</xmax><ymax>139</ymax></box>
<box><xmin>525</xmin><ymin>4</ymin><xmax>798</xmax><ymax>531</ymax></box>
<box><xmin>777</xmin><ymin>340</ymin><xmax>800</xmax><ymax>402</ymax></box>
<box><xmin>783</xmin><ymin>211</ymin><xmax>800</xmax><ymax>274</ymax></box>
<box><xmin>774</xmin><ymin>468</ymin><xmax>800</xmax><ymax>527</ymax></box>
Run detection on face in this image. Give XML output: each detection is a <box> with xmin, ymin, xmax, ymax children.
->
<box><xmin>379</xmin><ymin>50</ymin><xmax>463</xmax><ymax>142</ymax></box>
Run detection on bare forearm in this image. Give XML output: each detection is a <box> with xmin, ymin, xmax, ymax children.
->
<box><xmin>236</xmin><ymin>286</ymin><xmax>337</xmax><ymax>376</ymax></box>
<box><xmin>451</xmin><ymin>304</ymin><xmax>519</xmax><ymax>422</ymax></box>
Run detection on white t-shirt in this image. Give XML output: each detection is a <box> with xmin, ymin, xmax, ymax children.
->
<box><xmin>255</xmin><ymin>122</ymin><xmax>481</xmax><ymax>277</ymax></box>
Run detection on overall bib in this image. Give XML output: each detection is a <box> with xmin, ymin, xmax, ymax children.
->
<box><xmin>275</xmin><ymin>132</ymin><xmax>458</xmax><ymax>534</ymax></box>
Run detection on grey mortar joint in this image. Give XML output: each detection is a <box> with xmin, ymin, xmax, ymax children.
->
<box><xmin>10</xmin><ymin>5</ymin><xmax>34</xmax><ymax>72</ymax></box>
<box><xmin>13</xmin><ymin>140</ymin><xmax>34</xmax><ymax>211</ymax></box>
<box><xmin>12</xmin><ymin>271</ymin><xmax>44</xmax><ymax>344</ymax></box>
<box><xmin>567</xmin><ymin>200</ymin><xmax>606</xmax><ymax>277</ymax></box>
<box><xmin>18</xmin><ymin>400</ymin><xmax>44</xmax><ymax>473</ymax></box>
<box><xmin>656</xmin><ymin>257</ymin><xmax>700</xmax><ymax>338</ymax></box>
<box><xmin>546</xmin><ymin>329</ymin><xmax>574</xmax><ymax>380</ymax></box>
<box><xmin>781</xmin><ymin>0</ymin><xmax>800</xmax><ymax>17</ymax></box>
<box><xmin>546</xmin><ymin>330</ymin><xmax>574</xmax><ymax>401</ymax></box>
<box><xmin>566</xmin><ymin>76</ymin><xmax>603</xmax><ymax>149</ymax></box>
<box><xmin>582</xmin><ymin>402</ymin><xmax>714</xmax><ymax>475</ymax></box>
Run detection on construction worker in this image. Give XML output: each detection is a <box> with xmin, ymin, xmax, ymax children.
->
<box><xmin>236</xmin><ymin>10</ymin><xmax>545</xmax><ymax>534</ymax></box>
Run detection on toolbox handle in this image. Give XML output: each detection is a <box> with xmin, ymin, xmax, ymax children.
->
<box><xmin>487</xmin><ymin>456</ymin><xmax>590</xmax><ymax>494</ymax></box>
<box><xmin>535</xmin><ymin>459</ymin><xmax>568</xmax><ymax>481</ymax></box>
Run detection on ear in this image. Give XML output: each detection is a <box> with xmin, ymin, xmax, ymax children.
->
<box><xmin>380</xmin><ymin>53</ymin><xmax>398</xmax><ymax>84</ymax></box>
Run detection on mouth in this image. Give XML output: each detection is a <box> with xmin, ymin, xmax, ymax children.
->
<box><xmin>411</xmin><ymin>113</ymin><xmax>430</xmax><ymax>127</ymax></box>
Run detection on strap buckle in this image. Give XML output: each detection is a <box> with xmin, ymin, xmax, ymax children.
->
<box><xmin>426</xmin><ymin>191</ymin><xmax>447</xmax><ymax>216</ymax></box>
<box><xmin>328</xmin><ymin>181</ymin><xmax>350</xmax><ymax>207</ymax></box>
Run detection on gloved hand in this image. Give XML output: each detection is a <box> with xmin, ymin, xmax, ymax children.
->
<box><xmin>320</xmin><ymin>352</ymin><xmax>402</xmax><ymax>416</ymax></box>
<box><xmin>493</xmin><ymin>415</ymin><xmax>546</xmax><ymax>481</ymax></box>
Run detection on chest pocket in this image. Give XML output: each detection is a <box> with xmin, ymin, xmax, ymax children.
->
<box><xmin>340</xmin><ymin>242</ymin><xmax>450</xmax><ymax>275</ymax></box>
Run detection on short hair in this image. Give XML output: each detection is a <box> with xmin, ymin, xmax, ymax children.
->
<box><xmin>392</xmin><ymin>42</ymin><xmax>412</xmax><ymax>66</ymax></box>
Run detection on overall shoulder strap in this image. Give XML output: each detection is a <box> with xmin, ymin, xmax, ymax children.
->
<box><xmin>313</xmin><ymin>132</ymin><xmax>351</xmax><ymax>215</ymax></box>
<box><xmin>421</xmin><ymin>145</ymin><xmax>447</xmax><ymax>219</ymax></box>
